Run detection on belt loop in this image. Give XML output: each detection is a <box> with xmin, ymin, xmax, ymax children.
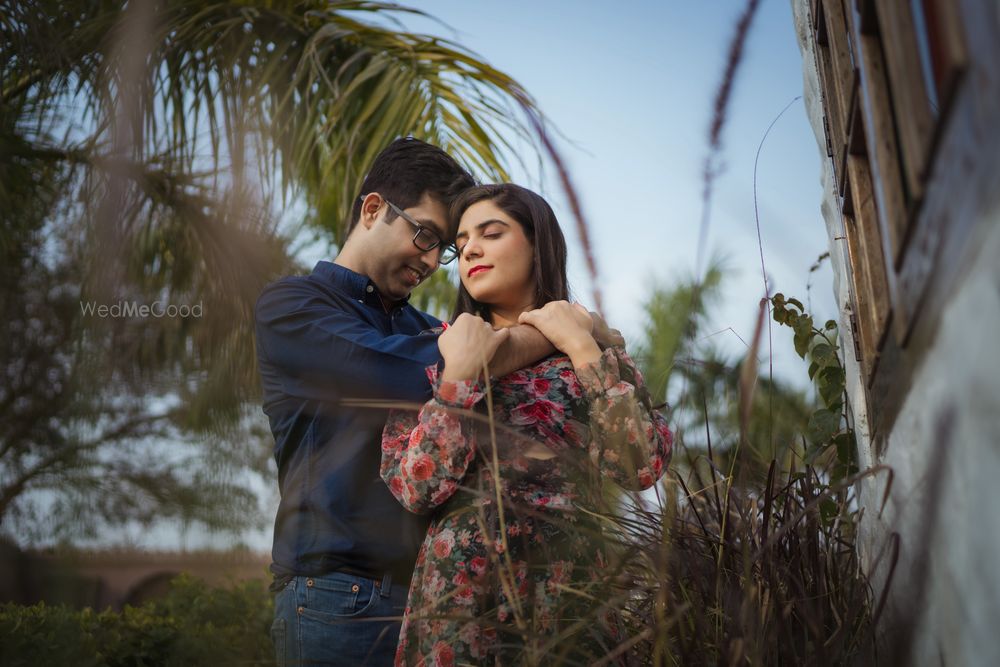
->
<box><xmin>379</xmin><ymin>572</ymin><xmax>391</xmax><ymax>598</ymax></box>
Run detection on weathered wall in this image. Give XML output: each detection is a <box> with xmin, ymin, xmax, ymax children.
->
<box><xmin>791</xmin><ymin>1</ymin><xmax>1000</xmax><ymax>663</ymax></box>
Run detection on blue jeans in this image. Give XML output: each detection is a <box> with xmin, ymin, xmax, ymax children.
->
<box><xmin>271</xmin><ymin>572</ymin><xmax>408</xmax><ymax>666</ymax></box>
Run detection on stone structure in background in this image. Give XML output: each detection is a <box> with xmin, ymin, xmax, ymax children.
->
<box><xmin>0</xmin><ymin>539</ymin><xmax>268</xmax><ymax>610</ymax></box>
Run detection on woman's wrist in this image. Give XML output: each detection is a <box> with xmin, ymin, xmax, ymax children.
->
<box><xmin>565</xmin><ymin>337</ymin><xmax>602</xmax><ymax>368</ymax></box>
<box><xmin>441</xmin><ymin>357</ymin><xmax>483</xmax><ymax>382</ymax></box>
<box><xmin>441</xmin><ymin>366</ymin><xmax>476</xmax><ymax>383</ymax></box>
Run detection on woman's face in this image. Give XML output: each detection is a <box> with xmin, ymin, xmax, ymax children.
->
<box><xmin>456</xmin><ymin>199</ymin><xmax>535</xmax><ymax>313</ymax></box>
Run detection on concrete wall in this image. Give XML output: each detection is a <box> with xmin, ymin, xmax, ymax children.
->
<box><xmin>791</xmin><ymin>1</ymin><xmax>1000</xmax><ymax>663</ymax></box>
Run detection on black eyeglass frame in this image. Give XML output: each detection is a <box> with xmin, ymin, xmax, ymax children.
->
<box><xmin>359</xmin><ymin>195</ymin><xmax>459</xmax><ymax>265</ymax></box>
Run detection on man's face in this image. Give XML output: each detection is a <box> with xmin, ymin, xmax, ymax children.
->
<box><xmin>363</xmin><ymin>193</ymin><xmax>449</xmax><ymax>302</ymax></box>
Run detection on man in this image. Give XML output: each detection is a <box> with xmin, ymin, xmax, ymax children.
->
<box><xmin>255</xmin><ymin>138</ymin><xmax>559</xmax><ymax>666</ymax></box>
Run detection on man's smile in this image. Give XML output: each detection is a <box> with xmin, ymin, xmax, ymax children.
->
<box><xmin>403</xmin><ymin>266</ymin><xmax>424</xmax><ymax>286</ymax></box>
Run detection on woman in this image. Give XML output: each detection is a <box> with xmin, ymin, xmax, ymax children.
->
<box><xmin>380</xmin><ymin>184</ymin><xmax>672</xmax><ymax>665</ymax></box>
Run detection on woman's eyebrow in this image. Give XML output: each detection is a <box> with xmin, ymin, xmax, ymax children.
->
<box><xmin>455</xmin><ymin>219</ymin><xmax>510</xmax><ymax>240</ymax></box>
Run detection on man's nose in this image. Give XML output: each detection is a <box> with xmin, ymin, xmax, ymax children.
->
<box><xmin>417</xmin><ymin>247</ymin><xmax>439</xmax><ymax>271</ymax></box>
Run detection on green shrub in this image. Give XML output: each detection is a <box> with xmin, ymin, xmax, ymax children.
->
<box><xmin>0</xmin><ymin>574</ymin><xmax>273</xmax><ymax>666</ymax></box>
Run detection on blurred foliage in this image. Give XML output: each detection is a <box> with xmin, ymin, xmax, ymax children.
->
<box><xmin>0</xmin><ymin>574</ymin><xmax>273</xmax><ymax>666</ymax></box>
<box><xmin>409</xmin><ymin>264</ymin><xmax>460</xmax><ymax>322</ymax></box>
<box><xmin>635</xmin><ymin>262</ymin><xmax>816</xmax><ymax>485</ymax></box>
<box><xmin>0</xmin><ymin>1</ymin><xmax>540</xmax><ymax>541</ymax></box>
<box><xmin>588</xmin><ymin>273</ymin><xmax>877</xmax><ymax>664</ymax></box>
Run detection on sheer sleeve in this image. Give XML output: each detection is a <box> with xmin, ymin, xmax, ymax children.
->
<box><xmin>575</xmin><ymin>346</ymin><xmax>673</xmax><ymax>490</ymax></box>
<box><xmin>380</xmin><ymin>365</ymin><xmax>487</xmax><ymax>514</ymax></box>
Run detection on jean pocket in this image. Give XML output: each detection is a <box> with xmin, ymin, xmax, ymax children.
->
<box><xmin>301</xmin><ymin>575</ymin><xmax>377</xmax><ymax>622</ymax></box>
<box><xmin>270</xmin><ymin>617</ymin><xmax>286</xmax><ymax>666</ymax></box>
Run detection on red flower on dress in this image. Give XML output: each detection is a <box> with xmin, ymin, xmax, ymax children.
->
<box><xmin>469</xmin><ymin>556</ymin><xmax>487</xmax><ymax>576</ymax></box>
<box><xmin>530</xmin><ymin>377</ymin><xmax>551</xmax><ymax>395</ymax></box>
<box><xmin>509</xmin><ymin>399</ymin><xmax>563</xmax><ymax>427</ymax></box>
<box><xmin>431</xmin><ymin>641</ymin><xmax>454</xmax><ymax>667</ymax></box>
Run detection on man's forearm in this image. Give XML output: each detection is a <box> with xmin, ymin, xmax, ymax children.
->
<box><xmin>488</xmin><ymin>324</ymin><xmax>555</xmax><ymax>377</ymax></box>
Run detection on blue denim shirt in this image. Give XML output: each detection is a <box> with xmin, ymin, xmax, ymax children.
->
<box><xmin>255</xmin><ymin>261</ymin><xmax>440</xmax><ymax>582</ymax></box>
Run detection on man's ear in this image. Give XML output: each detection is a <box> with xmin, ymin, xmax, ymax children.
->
<box><xmin>359</xmin><ymin>193</ymin><xmax>383</xmax><ymax>230</ymax></box>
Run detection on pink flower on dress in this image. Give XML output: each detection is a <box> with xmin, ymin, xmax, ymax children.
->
<box><xmin>427</xmin><ymin>569</ymin><xmax>447</xmax><ymax>597</ymax></box>
<box><xmin>652</xmin><ymin>455</ymin><xmax>663</xmax><ymax>477</ymax></box>
<box><xmin>460</xmin><ymin>621</ymin><xmax>484</xmax><ymax>658</ymax></box>
<box><xmin>432</xmin><ymin>528</ymin><xmax>455</xmax><ymax>559</ymax></box>
<box><xmin>550</xmin><ymin>560</ymin><xmax>572</xmax><ymax>589</ymax></box>
<box><xmin>430</xmin><ymin>479</ymin><xmax>457</xmax><ymax>506</ymax></box>
<box><xmin>559</xmin><ymin>368</ymin><xmax>581</xmax><ymax>392</ymax></box>
<box><xmin>402</xmin><ymin>482</ymin><xmax>419</xmax><ymax>507</ymax></box>
<box><xmin>407</xmin><ymin>452</ymin><xmax>437</xmax><ymax>481</ymax></box>
<box><xmin>437</xmin><ymin>381</ymin><xmax>459</xmax><ymax>404</ymax></box>
<box><xmin>455</xmin><ymin>586</ymin><xmax>474</xmax><ymax>606</ymax></box>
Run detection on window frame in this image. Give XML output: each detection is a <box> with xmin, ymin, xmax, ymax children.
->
<box><xmin>808</xmin><ymin>0</ymin><xmax>987</xmax><ymax>444</ymax></box>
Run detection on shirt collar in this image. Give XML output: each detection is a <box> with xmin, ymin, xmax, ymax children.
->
<box><xmin>313</xmin><ymin>261</ymin><xmax>410</xmax><ymax>308</ymax></box>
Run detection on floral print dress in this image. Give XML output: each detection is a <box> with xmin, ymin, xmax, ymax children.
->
<box><xmin>380</xmin><ymin>346</ymin><xmax>673</xmax><ymax>666</ymax></box>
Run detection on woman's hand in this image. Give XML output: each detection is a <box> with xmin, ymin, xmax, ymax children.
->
<box><xmin>518</xmin><ymin>301</ymin><xmax>602</xmax><ymax>367</ymax></box>
<box><xmin>439</xmin><ymin>313</ymin><xmax>510</xmax><ymax>382</ymax></box>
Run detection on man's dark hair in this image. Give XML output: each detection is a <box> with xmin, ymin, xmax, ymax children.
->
<box><xmin>450</xmin><ymin>183</ymin><xmax>569</xmax><ymax>321</ymax></box>
<box><xmin>348</xmin><ymin>137</ymin><xmax>475</xmax><ymax>236</ymax></box>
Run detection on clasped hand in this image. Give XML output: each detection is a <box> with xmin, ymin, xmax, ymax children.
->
<box><xmin>438</xmin><ymin>302</ymin><xmax>607</xmax><ymax>382</ymax></box>
<box><xmin>439</xmin><ymin>313</ymin><xmax>510</xmax><ymax>382</ymax></box>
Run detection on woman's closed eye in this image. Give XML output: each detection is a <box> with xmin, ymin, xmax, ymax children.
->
<box><xmin>458</xmin><ymin>232</ymin><xmax>502</xmax><ymax>255</ymax></box>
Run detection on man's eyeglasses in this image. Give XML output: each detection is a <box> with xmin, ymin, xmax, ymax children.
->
<box><xmin>361</xmin><ymin>195</ymin><xmax>459</xmax><ymax>265</ymax></box>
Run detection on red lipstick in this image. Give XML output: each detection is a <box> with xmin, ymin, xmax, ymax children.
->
<box><xmin>468</xmin><ymin>265</ymin><xmax>492</xmax><ymax>277</ymax></box>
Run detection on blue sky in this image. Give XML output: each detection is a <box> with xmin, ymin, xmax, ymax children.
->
<box><xmin>405</xmin><ymin>0</ymin><xmax>837</xmax><ymax>385</ymax></box>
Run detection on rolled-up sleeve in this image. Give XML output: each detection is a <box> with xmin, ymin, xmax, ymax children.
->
<box><xmin>255</xmin><ymin>280</ymin><xmax>441</xmax><ymax>403</ymax></box>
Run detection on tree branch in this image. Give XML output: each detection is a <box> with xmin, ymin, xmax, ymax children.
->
<box><xmin>0</xmin><ymin>409</ymin><xmax>182</xmax><ymax>518</ymax></box>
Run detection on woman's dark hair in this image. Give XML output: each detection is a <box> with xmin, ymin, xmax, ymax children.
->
<box><xmin>450</xmin><ymin>184</ymin><xmax>569</xmax><ymax>321</ymax></box>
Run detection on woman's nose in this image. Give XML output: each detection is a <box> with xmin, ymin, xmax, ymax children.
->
<box><xmin>462</xmin><ymin>239</ymin><xmax>482</xmax><ymax>260</ymax></box>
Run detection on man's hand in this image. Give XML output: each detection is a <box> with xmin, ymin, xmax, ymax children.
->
<box><xmin>439</xmin><ymin>313</ymin><xmax>510</xmax><ymax>382</ymax></box>
<box><xmin>518</xmin><ymin>301</ymin><xmax>601</xmax><ymax>368</ymax></box>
